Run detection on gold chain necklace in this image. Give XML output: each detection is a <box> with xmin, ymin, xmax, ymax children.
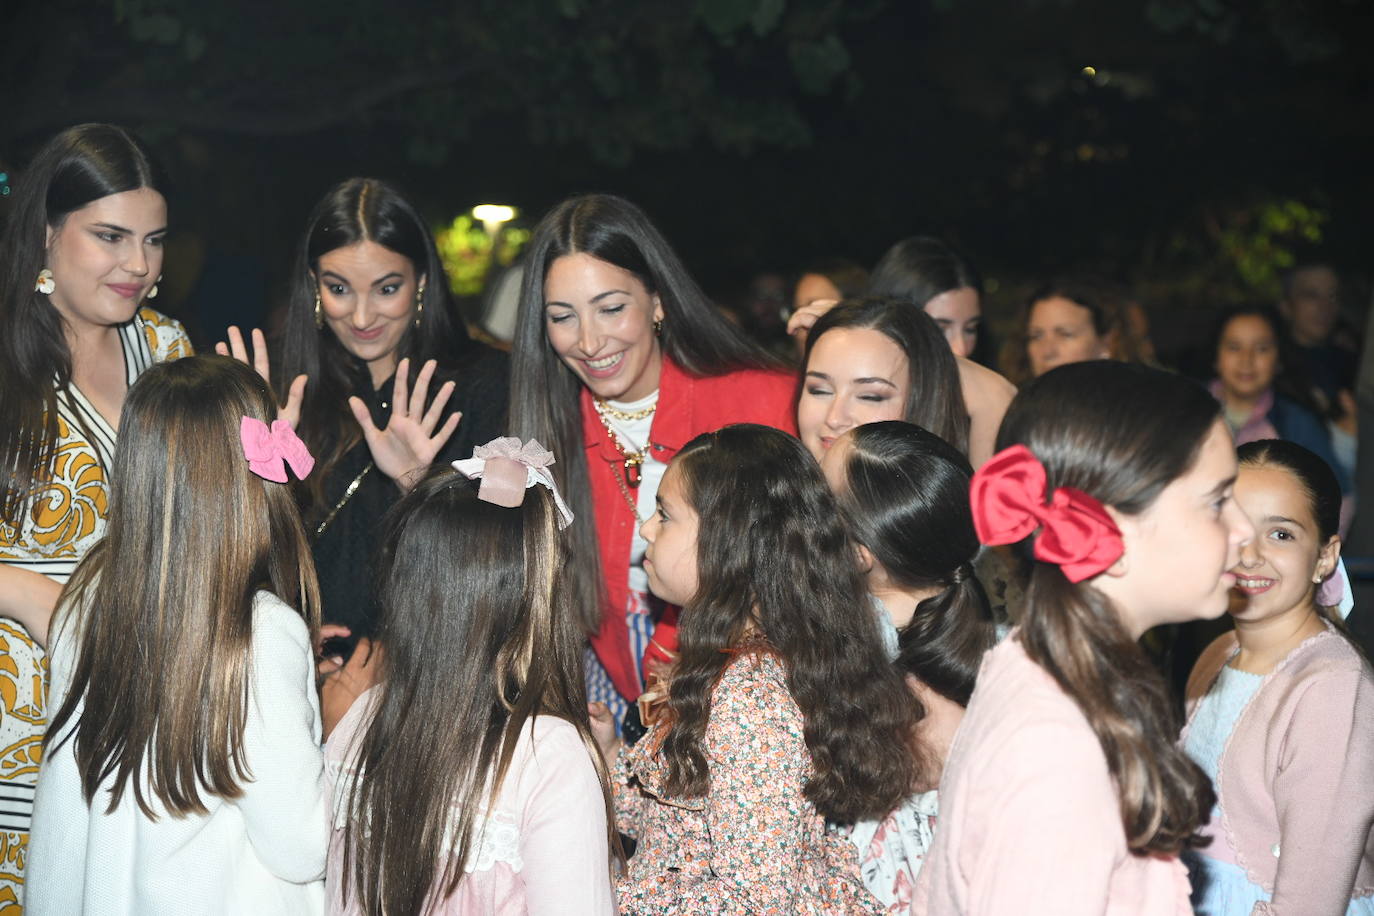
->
<box><xmin>594</xmin><ymin>396</ymin><xmax>657</xmax><ymax>422</ymax></box>
<box><xmin>592</xmin><ymin>398</ymin><xmax>656</xmax><ymax>491</ymax></box>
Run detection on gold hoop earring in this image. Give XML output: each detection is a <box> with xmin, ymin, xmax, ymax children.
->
<box><xmin>414</xmin><ymin>282</ymin><xmax>425</xmax><ymax>329</ymax></box>
<box><xmin>35</xmin><ymin>269</ymin><xmax>55</xmax><ymax>295</ymax></box>
<box><xmin>314</xmin><ymin>289</ymin><xmax>323</xmax><ymax>329</ymax></box>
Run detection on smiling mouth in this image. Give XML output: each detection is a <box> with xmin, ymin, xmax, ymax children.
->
<box><xmin>107</xmin><ymin>283</ymin><xmax>142</xmax><ymax>299</ymax></box>
<box><xmin>1233</xmin><ymin>576</ymin><xmax>1275</xmax><ymax>595</ymax></box>
<box><xmin>585</xmin><ymin>352</ymin><xmax>624</xmax><ymax>370</ymax></box>
<box><xmin>351</xmin><ymin>326</ymin><xmax>386</xmax><ymax>341</ymax></box>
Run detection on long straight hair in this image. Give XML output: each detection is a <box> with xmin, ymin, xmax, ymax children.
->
<box><xmin>661</xmin><ymin>424</ymin><xmax>918</xmax><ymax>823</ymax></box>
<box><xmin>997</xmin><ymin>361</ymin><xmax>1217</xmax><ymax>854</ymax></box>
<box><xmin>507</xmin><ymin>193</ymin><xmax>779</xmax><ymax>632</ymax></box>
<box><xmin>47</xmin><ymin>355</ymin><xmax>320</xmax><ymax>817</ymax></box>
<box><xmin>803</xmin><ymin>297</ymin><xmax>969</xmax><ymax>455</ymax></box>
<box><xmin>836</xmin><ymin>421</ymin><xmax>996</xmax><ymax>709</ymax></box>
<box><xmin>341</xmin><ymin>467</ymin><xmax>617</xmax><ymax>915</ymax></box>
<box><xmin>0</xmin><ymin>124</ymin><xmax>167</xmax><ymax>526</ymax></box>
<box><xmin>275</xmin><ymin>178</ymin><xmax>477</xmax><ymax>508</ymax></box>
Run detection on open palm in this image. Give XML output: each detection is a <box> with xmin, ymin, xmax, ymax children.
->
<box><xmin>349</xmin><ymin>357</ymin><xmax>461</xmax><ymax>491</ymax></box>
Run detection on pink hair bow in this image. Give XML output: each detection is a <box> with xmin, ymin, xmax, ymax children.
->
<box><xmin>452</xmin><ymin>437</ymin><xmax>574</xmax><ymax>529</ymax></box>
<box><xmin>970</xmin><ymin>444</ymin><xmax>1123</xmax><ymax>583</ymax></box>
<box><xmin>240</xmin><ymin>416</ymin><xmax>315</xmax><ymax>483</ymax></box>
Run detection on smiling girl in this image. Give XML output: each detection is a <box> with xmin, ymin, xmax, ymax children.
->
<box><xmin>1182</xmin><ymin>439</ymin><xmax>1373</xmax><ymax>915</ymax></box>
<box><xmin>508</xmin><ymin>194</ymin><xmax>795</xmax><ymax>729</ymax></box>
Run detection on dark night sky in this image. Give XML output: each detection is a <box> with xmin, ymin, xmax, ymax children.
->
<box><xmin>5</xmin><ymin>0</ymin><xmax>1372</xmax><ymax>354</ymax></box>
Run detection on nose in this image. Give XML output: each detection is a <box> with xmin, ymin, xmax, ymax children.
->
<box><xmin>1228</xmin><ymin>500</ymin><xmax>1257</xmax><ymax>560</ymax></box>
<box><xmin>579</xmin><ymin>321</ymin><xmax>606</xmax><ymax>357</ymax></box>
<box><xmin>639</xmin><ymin>514</ymin><xmax>657</xmax><ymax>543</ymax></box>
<box><xmin>824</xmin><ymin>396</ymin><xmax>851</xmax><ymax>431</ymax></box>
<box><xmin>350</xmin><ymin>296</ymin><xmax>374</xmax><ymax>328</ymax></box>
<box><xmin>948</xmin><ymin>331</ymin><xmax>971</xmax><ymax>359</ymax></box>
<box><xmin>123</xmin><ymin>243</ymin><xmax>149</xmax><ymax>277</ymax></box>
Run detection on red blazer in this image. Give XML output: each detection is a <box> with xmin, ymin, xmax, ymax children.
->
<box><xmin>583</xmin><ymin>357</ymin><xmax>798</xmax><ymax>701</ymax></box>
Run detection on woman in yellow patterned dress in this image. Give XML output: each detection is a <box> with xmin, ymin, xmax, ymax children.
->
<box><xmin>0</xmin><ymin>124</ymin><xmax>191</xmax><ymax>911</ymax></box>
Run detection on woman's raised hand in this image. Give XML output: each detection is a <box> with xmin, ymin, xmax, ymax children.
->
<box><xmin>214</xmin><ymin>326</ymin><xmax>308</xmax><ymax>428</ymax></box>
<box><xmin>348</xmin><ymin>357</ymin><xmax>461</xmax><ymax>491</ymax></box>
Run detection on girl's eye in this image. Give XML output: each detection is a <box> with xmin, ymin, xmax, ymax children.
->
<box><xmin>97</xmin><ymin>231</ymin><xmax>121</xmax><ymax>243</ymax></box>
<box><xmin>547</xmin><ymin>312</ymin><xmax>573</xmax><ymax>324</ymax></box>
<box><xmin>1269</xmin><ymin>528</ymin><xmax>1294</xmax><ymax>541</ymax></box>
<box><xmin>656</xmin><ymin>507</ymin><xmax>669</xmax><ymax>522</ymax></box>
<box><xmin>804</xmin><ymin>385</ymin><xmax>832</xmax><ymax>397</ymax></box>
<box><xmin>859</xmin><ymin>394</ymin><xmax>890</xmax><ymax>403</ymax></box>
<box><xmin>601</xmin><ymin>304</ymin><xmax>626</xmax><ymax>315</ymax></box>
<box><xmin>147</xmin><ymin>236</ymin><xmax>165</xmax><ymax>248</ymax></box>
<box><xmin>327</xmin><ymin>284</ymin><xmax>346</xmax><ymax>295</ymax></box>
<box><xmin>380</xmin><ymin>284</ymin><xmax>400</xmax><ymax>295</ymax></box>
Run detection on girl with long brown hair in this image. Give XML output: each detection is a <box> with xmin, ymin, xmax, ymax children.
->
<box><xmin>28</xmin><ymin>355</ymin><xmax>327</xmax><ymax>914</ymax></box>
<box><xmin>325</xmin><ymin>446</ymin><xmax>615</xmax><ymax>915</ymax></box>
<box><xmin>592</xmin><ymin>423</ymin><xmax>918</xmax><ymax>914</ymax></box>
<box><xmin>914</xmin><ymin>361</ymin><xmax>1255</xmax><ymax>915</ymax></box>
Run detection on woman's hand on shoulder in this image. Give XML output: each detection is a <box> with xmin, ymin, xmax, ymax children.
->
<box><xmin>349</xmin><ymin>358</ymin><xmax>461</xmax><ymax>492</ymax></box>
<box><xmin>214</xmin><ymin>326</ymin><xmax>308</xmax><ymax>428</ymax></box>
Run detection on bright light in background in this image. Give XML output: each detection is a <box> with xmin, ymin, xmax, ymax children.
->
<box><xmin>472</xmin><ymin>204</ymin><xmax>516</xmax><ymax>233</ymax></box>
<box><xmin>1081</xmin><ymin>66</ymin><xmax>1097</xmax><ymax>78</ymax></box>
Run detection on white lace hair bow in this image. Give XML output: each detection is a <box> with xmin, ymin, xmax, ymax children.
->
<box><xmin>452</xmin><ymin>437</ymin><xmax>574</xmax><ymax>529</ymax></box>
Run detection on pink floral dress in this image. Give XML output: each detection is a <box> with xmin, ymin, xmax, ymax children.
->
<box><xmin>612</xmin><ymin>649</ymin><xmax>882</xmax><ymax>915</ymax></box>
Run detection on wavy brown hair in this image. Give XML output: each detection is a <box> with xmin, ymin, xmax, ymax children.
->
<box><xmin>997</xmin><ymin>361</ymin><xmax>1217</xmax><ymax>854</ymax></box>
<box><xmin>660</xmin><ymin>424</ymin><xmax>918</xmax><ymax>823</ymax></box>
<box><xmin>340</xmin><ymin>467</ymin><xmax>617</xmax><ymax>914</ymax></box>
<box><xmin>47</xmin><ymin>355</ymin><xmax>320</xmax><ymax>817</ymax></box>
<box><xmin>0</xmin><ymin>124</ymin><xmax>167</xmax><ymax>526</ymax></box>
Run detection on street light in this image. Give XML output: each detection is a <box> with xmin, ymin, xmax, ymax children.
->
<box><xmin>472</xmin><ymin>204</ymin><xmax>516</xmax><ymax>235</ymax></box>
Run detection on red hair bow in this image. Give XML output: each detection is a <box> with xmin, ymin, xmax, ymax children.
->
<box><xmin>970</xmin><ymin>444</ymin><xmax>1123</xmax><ymax>583</ymax></box>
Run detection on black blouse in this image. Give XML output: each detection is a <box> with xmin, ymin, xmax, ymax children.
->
<box><xmin>310</xmin><ymin>343</ymin><xmax>509</xmax><ymax>636</ymax></box>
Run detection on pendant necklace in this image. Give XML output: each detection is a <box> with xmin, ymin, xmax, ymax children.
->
<box><xmin>593</xmin><ymin>396</ymin><xmax>657</xmax><ymax>514</ymax></box>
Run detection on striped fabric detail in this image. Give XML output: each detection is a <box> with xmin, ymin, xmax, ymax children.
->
<box><xmin>0</xmin><ymin>782</ymin><xmax>34</xmax><ymax>833</ymax></box>
<box><xmin>583</xmin><ymin>591</ymin><xmax>657</xmax><ymax>735</ymax></box>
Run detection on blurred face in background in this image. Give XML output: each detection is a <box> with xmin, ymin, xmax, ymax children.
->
<box><xmin>1026</xmin><ymin>295</ymin><xmax>1109</xmax><ymax>377</ymax></box>
<box><xmin>1282</xmin><ymin>266</ymin><xmax>1340</xmax><ymax>348</ymax></box>
<box><xmin>1216</xmin><ymin>314</ymin><xmax>1279</xmax><ymax>405</ymax></box>
<box><xmin>793</xmin><ymin>273</ymin><xmax>842</xmax><ymax>312</ymax></box>
<box><xmin>923</xmin><ymin>286</ymin><xmax>981</xmax><ymax>358</ymax></box>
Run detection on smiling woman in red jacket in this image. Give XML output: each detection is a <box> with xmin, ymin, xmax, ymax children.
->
<box><xmin>508</xmin><ymin>194</ymin><xmax>796</xmax><ymax>728</ymax></box>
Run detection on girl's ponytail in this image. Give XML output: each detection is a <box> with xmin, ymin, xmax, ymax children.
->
<box><xmin>896</xmin><ymin>562</ymin><xmax>994</xmax><ymax>708</ymax></box>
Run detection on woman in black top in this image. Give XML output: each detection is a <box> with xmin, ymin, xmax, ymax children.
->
<box><xmin>221</xmin><ymin>178</ymin><xmax>507</xmax><ymax>637</ymax></box>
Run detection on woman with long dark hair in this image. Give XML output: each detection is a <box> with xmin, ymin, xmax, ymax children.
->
<box><xmin>220</xmin><ymin>178</ymin><xmax>508</xmax><ymax>638</ymax></box>
<box><xmin>0</xmin><ymin>123</ymin><xmax>192</xmax><ymax>903</ymax></box>
<box><xmin>508</xmin><ymin>193</ymin><xmax>794</xmax><ymax>727</ymax></box>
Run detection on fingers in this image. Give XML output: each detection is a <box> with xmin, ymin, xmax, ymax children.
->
<box><xmin>251</xmin><ymin>328</ymin><xmax>271</xmax><ymax>381</ymax></box>
<box><xmin>226</xmin><ymin>325</ymin><xmax>249</xmax><ymax>363</ymax></box>
<box><xmin>348</xmin><ymin>396</ymin><xmax>380</xmax><ymax>437</ymax></box>
<box><xmin>430</xmin><ymin>411</ymin><xmax>462</xmax><ymax>451</ymax></box>
<box><xmin>214</xmin><ymin>341</ymin><xmax>229</xmax><ymax>356</ymax></box>
<box><xmin>785</xmin><ymin>299</ymin><xmax>838</xmax><ymax>336</ymax></box>
<box><xmin>408</xmin><ymin>359</ymin><xmax>439</xmax><ymax>418</ymax></box>
<box><xmin>391</xmin><ymin>358</ymin><xmax>410</xmax><ymax>419</ymax></box>
<box><xmin>282</xmin><ymin>374</ymin><xmax>308</xmax><ymax>428</ymax></box>
<box><xmin>419</xmin><ymin>380</ymin><xmax>456</xmax><ymax>432</ymax></box>
<box><xmin>316</xmin><ymin>623</ymin><xmax>351</xmax><ymax>652</ymax></box>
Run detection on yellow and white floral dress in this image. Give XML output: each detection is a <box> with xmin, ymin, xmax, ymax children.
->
<box><xmin>0</xmin><ymin>307</ymin><xmax>190</xmax><ymax>911</ymax></box>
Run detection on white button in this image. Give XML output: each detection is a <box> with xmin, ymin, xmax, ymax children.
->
<box><xmin>1271</xmin><ymin>843</ymin><xmax>1281</xmax><ymax>857</ymax></box>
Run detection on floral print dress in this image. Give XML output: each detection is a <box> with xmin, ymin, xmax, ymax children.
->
<box><xmin>0</xmin><ymin>308</ymin><xmax>190</xmax><ymax>911</ymax></box>
<box><xmin>612</xmin><ymin>649</ymin><xmax>882</xmax><ymax>915</ymax></box>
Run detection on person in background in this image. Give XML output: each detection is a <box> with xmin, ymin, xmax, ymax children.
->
<box><xmin>792</xmin><ymin>257</ymin><xmax>870</xmax><ymax>315</ymax></box>
<box><xmin>1279</xmin><ymin>260</ymin><xmax>1357</xmax><ymax>408</ymax></box>
<box><xmin>1209</xmin><ymin>304</ymin><xmax>1347</xmax><ymax>493</ymax></box>
<box><xmin>866</xmin><ymin>236</ymin><xmax>983</xmax><ymax>361</ymax></box>
<box><xmin>0</xmin><ymin>123</ymin><xmax>192</xmax><ymax>905</ymax></box>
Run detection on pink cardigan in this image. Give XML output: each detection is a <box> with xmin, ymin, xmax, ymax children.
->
<box><xmin>1183</xmin><ymin>625</ymin><xmax>1374</xmax><ymax>915</ymax></box>
<box><xmin>912</xmin><ymin>636</ymin><xmax>1193</xmax><ymax>915</ymax></box>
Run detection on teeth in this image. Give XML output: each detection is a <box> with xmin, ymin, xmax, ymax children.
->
<box><xmin>587</xmin><ymin>353</ymin><xmax>622</xmax><ymax>370</ymax></box>
<box><xmin>1237</xmin><ymin>578</ymin><xmax>1273</xmax><ymax>588</ymax></box>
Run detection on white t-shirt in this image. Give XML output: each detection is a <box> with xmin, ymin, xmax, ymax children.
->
<box><xmin>601</xmin><ymin>391</ymin><xmax>665</xmax><ymax>597</ymax></box>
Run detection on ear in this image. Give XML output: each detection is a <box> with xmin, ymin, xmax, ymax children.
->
<box><xmin>45</xmin><ymin>223</ymin><xmax>56</xmax><ymax>250</ymax></box>
<box><xmin>653</xmin><ymin>295</ymin><xmax>664</xmax><ymax>324</ymax></box>
<box><xmin>417</xmin><ymin>271</ymin><xmax>428</xmax><ymax>291</ymax></box>
<box><xmin>856</xmin><ymin>543</ymin><xmax>876</xmax><ymax>575</ymax></box>
<box><xmin>1313</xmin><ymin>535</ymin><xmax>1341</xmax><ymax>584</ymax></box>
<box><xmin>1099</xmin><ymin>328</ymin><xmax>1117</xmax><ymax>360</ymax></box>
<box><xmin>1098</xmin><ymin>507</ymin><xmax>1131</xmax><ymax>578</ymax></box>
